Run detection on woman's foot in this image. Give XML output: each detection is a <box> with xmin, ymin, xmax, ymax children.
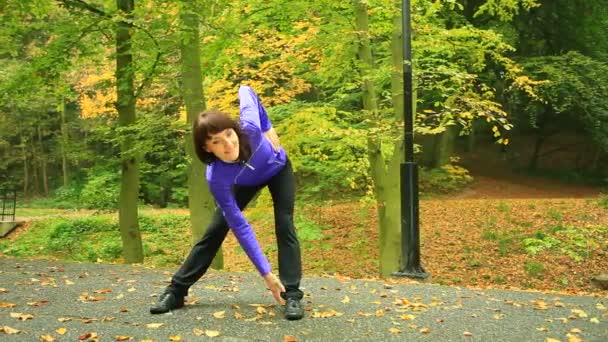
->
<box><xmin>284</xmin><ymin>298</ymin><xmax>304</xmax><ymax>320</ymax></box>
<box><xmin>149</xmin><ymin>291</ymin><xmax>184</xmax><ymax>314</ymax></box>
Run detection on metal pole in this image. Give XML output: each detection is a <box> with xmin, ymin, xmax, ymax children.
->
<box><xmin>393</xmin><ymin>0</ymin><xmax>428</xmax><ymax>279</ymax></box>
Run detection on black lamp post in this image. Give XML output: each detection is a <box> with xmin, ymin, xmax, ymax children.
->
<box><xmin>392</xmin><ymin>0</ymin><xmax>429</xmax><ymax>280</ymax></box>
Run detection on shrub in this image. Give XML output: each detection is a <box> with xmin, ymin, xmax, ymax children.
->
<box><xmin>80</xmin><ymin>171</ymin><xmax>119</xmax><ymax>210</ymax></box>
<box><xmin>419</xmin><ymin>164</ymin><xmax>474</xmax><ymax>194</ymax></box>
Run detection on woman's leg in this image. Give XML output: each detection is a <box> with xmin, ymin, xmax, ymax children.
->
<box><xmin>267</xmin><ymin>158</ymin><xmax>303</xmax><ymax>300</ymax></box>
<box><xmin>168</xmin><ymin>185</ymin><xmax>262</xmax><ymax>297</ymax></box>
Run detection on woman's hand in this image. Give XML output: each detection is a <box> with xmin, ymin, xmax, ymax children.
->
<box><xmin>264</xmin><ymin>127</ymin><xmax>281</xmax><ymax>152</ymax></box>
<box><xmin>263</xmin><ymin>272</ymin><xmax>286</xmax><ymax>304</ymax></box>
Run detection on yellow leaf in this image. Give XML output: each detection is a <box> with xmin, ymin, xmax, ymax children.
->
<box><xmin>205</xmin><ymin>330</ymin><xmax>220</xmax><ymax>337</ymax></box>
<box><xmin>234</xmin><ymin>312</ymin><xmax>244</xmax><ymax>319</ymax></box>
<box><xmin>464</xmin><ymin>331</ymin><xmax>473</xmax><ymax>336</ymax></box>
<box><xmin>169</xmin><ymin>336</ymin><xmax>181</xmax><ymax>341</ymax></box>
<box><xmin>546</xmin><ymin>338</ymin><xmax>561</xmax><ymax>342</ymax></box>
<box><xmin>40</xmin><ymin>334</ymin><xmax>55</xmax><ymax>341</ymax></box>
<box><xmin>597</xmin><ymin>303</ymin><xmax>607</xmax><ymax>310</ymax></box>
<box><xmin>283</xmin><ymin>335</ymin><xmax>297</xmax><ymax>342</ymax></box>
<box><xmin>213</xmin><ymin>311</ymin><xmax>226</xmax><ymax>318</ymax></box>
<box><xmin>400</xmin><ymin>314</ymin><xmax>416</xmax><ymax>320</ymax></box>
<box><xmin>10</xmin><ymin>312</ymin><xmax>34</xmax><ymax>320</ymax></box>
<box><xmin>256</xmin><ymin>307</ymin><xmax>267</xmax><ymax>315</ymax></box>
<box><xmin>536</xmin><ymin>327</ymin><xmax>549</xmax><ymax>332</ymax></box>
<box><xmin>590</xmin><ymin>317</ymin><xmax>600</xmax><ymax>324</ymax></box>
<box><xmin>389</xmin><ymin>328</ymin><xmax>401</xmax><ymax>334</ymax></box>
<box><xmin>567</xmin><ymin>333</ymin><xmax>582</xmax><ymax>342</ymax></box>
<box><xmin>420</xmin><ymin>327</ymin><xmax>431</xmax><ymax>334</ymax></box>
<box><xmin>115</xmin><ymin>336</ymin><xmax>132</xmax><ymax>341</ymax></box>
<box><xmin>571</xmin><ymin>309</ymin><xmax>588</xmax><ymax>318</ymax></box>
<box><xmin>569</xmin><ymin>328</ymin><xmax>582</xmax><ymax>334</ymax></box>
<box><xmin>127</xmin><ymin>287</ymin><xmax>136</xmax><ymax>292</ymax></box>
<box><xmin>0</xmin><ymin>288</ymin><xmax>9</xmax><ymax>293</ymax></box>
<box><xmin>0</xmin><ymin>326</ymin><xmax>21</xmax><ymax>334</ymax></box>
<box><xmin>0</xmin><ymin>302</ymin><xmax>17</xmax><ymax>308</ymax></box>
<box><xmin>64</xmin><ymin>280</ymin><xmax>74</xmax><ymax>285</ymax></box>
<box><xmin>56</xmin><ymin>328</ymin><xmax>68</xmax><ymax>335</ymax></box>
<box><xmin>57</xmin><ymin>317</ymin><xmax>71</xmax><ymax>322</ymax></box>
<box><xmin>341</xmin><ymin>296</ymin><xmax>350</xmax><ymax>304</ymax></box>
<box><xmin>146</xmin><ymin>323</ymin><xmax>163</xmax><ymax>329</ymax></box>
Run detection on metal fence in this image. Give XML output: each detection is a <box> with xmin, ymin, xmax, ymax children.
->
<box><xmin>1</xmin><ymin>190</ymin><xmax>17</xmax><ymax>222</ymax></box>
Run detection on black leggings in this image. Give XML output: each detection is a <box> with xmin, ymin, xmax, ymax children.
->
<box><xmin>169</xmin><ymin>158</ymin><xmax>303</xmax><ymax>300</ymax></box>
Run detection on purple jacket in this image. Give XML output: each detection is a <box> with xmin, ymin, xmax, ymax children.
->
<box><xmin>205</xmin><ymin>86</ymin><xmax>287</xmax><ymax>276</ymax></box>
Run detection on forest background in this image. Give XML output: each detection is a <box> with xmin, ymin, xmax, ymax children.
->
<box><xmin>1</xmin><ymin>0</ymin><xmax>607</xmax><ymax>294</ymax></box>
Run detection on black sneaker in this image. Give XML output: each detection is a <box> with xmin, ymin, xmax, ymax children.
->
<box><xmin>150</xmin><ymin>291</ymin><xmax>184</xmax><ymax>314</ymax></box>
<box><xmin>284</xmin><ymin>298</ymin><xmax>304</xmax><ymax>320</ymax></box>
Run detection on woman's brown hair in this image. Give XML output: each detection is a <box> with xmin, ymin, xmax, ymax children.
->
<box><xmin>192</xmin><ymin>110</ymin><xmax>252</xmax><ymax>164</ymax></box>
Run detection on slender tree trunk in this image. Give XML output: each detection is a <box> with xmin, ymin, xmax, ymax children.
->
<box><xmin>30</xmin><ymin>133</ymin><xmax>40</xmax><ymax>196</ymax></box>
<box><xmin>179</xmin><ymin>7</ymin><xmax>222</xmax><ymax>269</ymax></box>
<box><xmin>37</xmin><ymin>125</ymin><xmax>49</xmax><ymax>195</ymax></box>
<box><xmin>60</xmin><ymin>98</ymin><xmax>69</xmax><ymax>187</ymax></box>
<box><xmin>355</xmin><ymin>0</ymin><xmax>401</xmax><ymax>277</ymax></box>
<box><xmin>116</xmin><ymin>0</ymin><xmax>143</xmax><ymax>263</ymax></box>
<box><xmin>21</xmin><ymin>133</ymin><xmax>28</xmax><ymax>197</ymax></box>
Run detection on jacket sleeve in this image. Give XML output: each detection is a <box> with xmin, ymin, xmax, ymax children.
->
<box><xmin>208</xmin><ymin>181</ymin><xmax>271</xmax><ymax>276</ymax></box>
<box><xmin>239</xmin><ymin>85</ymin><xmax>272</xmax><ymax>132</ymax></box>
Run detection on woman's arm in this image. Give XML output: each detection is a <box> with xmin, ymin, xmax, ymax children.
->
<box><xmin>208</xmin><ymin>182</ymin><xmax>271</xmax><ymax>276</ymax></box>
<box><xmin>239</xmin><ymin>85</ymin><xmax>272</xmax><ymax>132</ymax></box>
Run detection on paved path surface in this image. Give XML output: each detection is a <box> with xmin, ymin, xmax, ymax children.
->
<box><xmin>0</xmin><ymin>257</ymin><xmax>606</xmax><ymax>341</ymax></box>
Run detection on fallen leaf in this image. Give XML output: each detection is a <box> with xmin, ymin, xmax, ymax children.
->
<box><xmin>590</xmin><ymin>317</ymin><xmax>599</xmax><ymax>324</ymax></box>
<box><xmin>400</xmin><ymin>314</ymin><xmax>416</xmax><ymax>320</ymax></box>
<box><xmin>0</xmin><ymin>302</ymin><xmax>17</xmax><ymax>308</ymax></box>
<box><xmin>0</xmin><ymin>326</ymin><xmax>21</xmax><ymax>334</ymax></box>
<box><xmin>40</xmin><ymin>334</ymin><xmax>56</xmax><ymax>341</ymax></box>
<box><xmin>213</xmin><ymin>311</ymin><xmax>226</xmax><ymax>319</ymax></box>
<box><xmin>420</xmin><ymin>327</ymin><xmax>431</xmax><ymax>334</ymax></box>
<box><xmin>115</xmin><ymin>336</ymin><xmax>132</xmax><ymax>341</ymax></box>
<box><xmin>127</xmin><ymin>287</ymin><xmax>136</xmax><ymax>292</ymax></box>
<box><xmin>0</xmin><ymin>288</ymin><xmax>8</xmax><ymax>293</ymax></box>
<box><xmin>571</xmin><ymin>309</ymin><xmax>588</xmax><ymax>318</ymax></box>
<box><xmin>169</xmin><ymin>336</ymin><xmax>181</xmax><ymax>341</ymax></box>
<box><xmin>58</xmin><ymin>317</ymin><xmax>72</xmax><ymax>322</ymax></box>
<box><xmin>10</xmin><ymin>312</ymin><xmax>34</xmax><ymax>321</ymax></box>
<box><xmin>388</xmin><ymin>327</ymin><xmax>401</xmax><ymax>334</ymax></box>
<box><xmin>375</xmin><ymin>309</ymin><xmax>385</xmax><ymax>317</ymax></box>
<box><xmin>94</xmin><ymin>288</ymin><xmax>112</xmax><ymax>294</ymax></box>
<box><xmin>256</xmin><ymin>307</ymin><xmax>267</xmax><ymax>315</ymax></box>
<box><xmin>546</xmin><ymin>338</ymin><xmax>561</xmax><ymax>342</ymax></box>
<box><xmin>146</xmin><ymin>323</ymin><xmax>163</xmax><ymax>329</ymax></box>
<box><xmin>310</xmin><ymin>309</ymin><xmax>343</xmax><ymax>318</ymax></box>
<box><xmin>27</xmin><ymin>300</ymin><xmax>49</xmax><ymax>306</ymax></box>
<box><xmin>341</xmin><ymin>296</ymin><xmax>350</xmax><ymax>304</ymax></box>
<box><xmin>56</xmin><ymin>328</ymin><xmax>67</xmax><ymax>335</ymax></box>
<box><xmin>64</xmin><ymin>280</ymin><xmax>74</xmax><ymax>285</ymax></box>
<box><xmin>284</xmin><ymin>335</ymin><xmax>297</xmax><ymax>342</ymax></box>
<box><xmin>205</xmin><ymin>330</ymin><xmax>220</xmax><ymax>337</ymax></box>
<box><xmin>120</xmin><ymin>307</ymin><xmax>129</xmax><ymax>313</ymax></box>
<box><xmin>464</xmin><ymin>331</ymin><xmax>473</xmax><ymax>337</ymax></box>
<box><xmin>567</xmin><ymin>333</ymin><xmax>582</xmax><ymax>342</ymax></box>
<box><xmin>569</xmin><ymin>328</ymin><xmax>582</xmax><ymax>334</ymax></box>
<box><xmin>536</xmin><ymin>327</ymin><xmax>549</xmax><ymax>332</ymax></box>
<box><xmin>596</xmin><ymin>303</ymin><xmax>606</xmax><ymax>311</ymax></box>
<box><xmin>80</xmin><ymin>296</ymin><xmax>105</xmax><ymax>302</ymax></box>
<box><xmin>357</xmin><ymin>312</ymin><xmax>372</xmax><ymax>317</ymax></box>
<box><xmin>193</xmin><ymin>329</ymin><xmax>204</xmax><ymax>336</ymax></box>
<box><xmin>554</xmin><ymin>302</ymin><xmax>565</xmax><ymax>307</ymax></box>
<box><xmin>234</xmin><ymin>311</ymin><xmax>243</xmax><ymax>319</ymax></box>
<box><xmin>78</xmin><ymin>333</ymin><xmax>92</xmax><ymax>340</ymax></box>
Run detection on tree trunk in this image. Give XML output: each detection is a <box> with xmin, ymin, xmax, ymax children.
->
<box><xmin>60</xmin><ymin>98</ymin><xmax>69</xmax><ymax>188</ymax></box>
<box><xmin>37</xmin><ymin>125</ymin><xmax>49</xmax><ymax>195</ymax></box>
<box><xmin>179</xmin><ymin>7</ymin><xmax>222</xmax><ymax>269</ymax></box>
<box><xmin>116</xmin><ymin>0</ymin><xmax>143</xmax><ymax>264</ymax></box>
<box><xmin>354</xmin><ymin>0</ymin><xmax>401</xmax><ymax>277</ymax></box>
<box><xmin>21</xmin><ymin>133</ymin><xmax>28</xmax><ymax>197</ymax></box>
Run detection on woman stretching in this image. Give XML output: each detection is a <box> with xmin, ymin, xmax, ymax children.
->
<box><xmin>150</xmin><ymin>85</ymin><xmax>304</xmax><ymax>320</ymax></box>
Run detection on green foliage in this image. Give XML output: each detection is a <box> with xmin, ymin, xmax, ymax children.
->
<box><xmin>46</xmin><ymin>216</ymin><xmax>114</xmax><ymax>252</ymax></box>
<box><xmin>524</xmin><ymin>260</ymin><xmax>545</xmax><ymax>277</ymax></box>
<box><xmin>419</xmin><ymin>164</ymin><xmax>473</xmax><ymax>194</ymax></box>
<box><xmin>80</xmin><ymin>171</ymin><xmax>120</xmax><ymax>210</ymax></box>
<box><xmin>522</xmin><ymin>225</ymin><xmax>598</xmax><ymax>262</ymax></box>
<box><xmin>596</xmin><ymin>193</ymin><xmax>608</xmax><ymax>210</ymax></box>
<box><xmin>294</xmin><ymin>214</ymin><xmax>326</xmax><ymax>243</ymax></box>
<box><xmin>276</xmin><ymin>106</ymin><xmax>370</xmax><ymax>197</ymax></box>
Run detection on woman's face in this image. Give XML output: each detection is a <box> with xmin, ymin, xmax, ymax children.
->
<box><xmin>205</xmin><ymin>128</ymin><xmax>240</xmax><ymax>162</ymax></box>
